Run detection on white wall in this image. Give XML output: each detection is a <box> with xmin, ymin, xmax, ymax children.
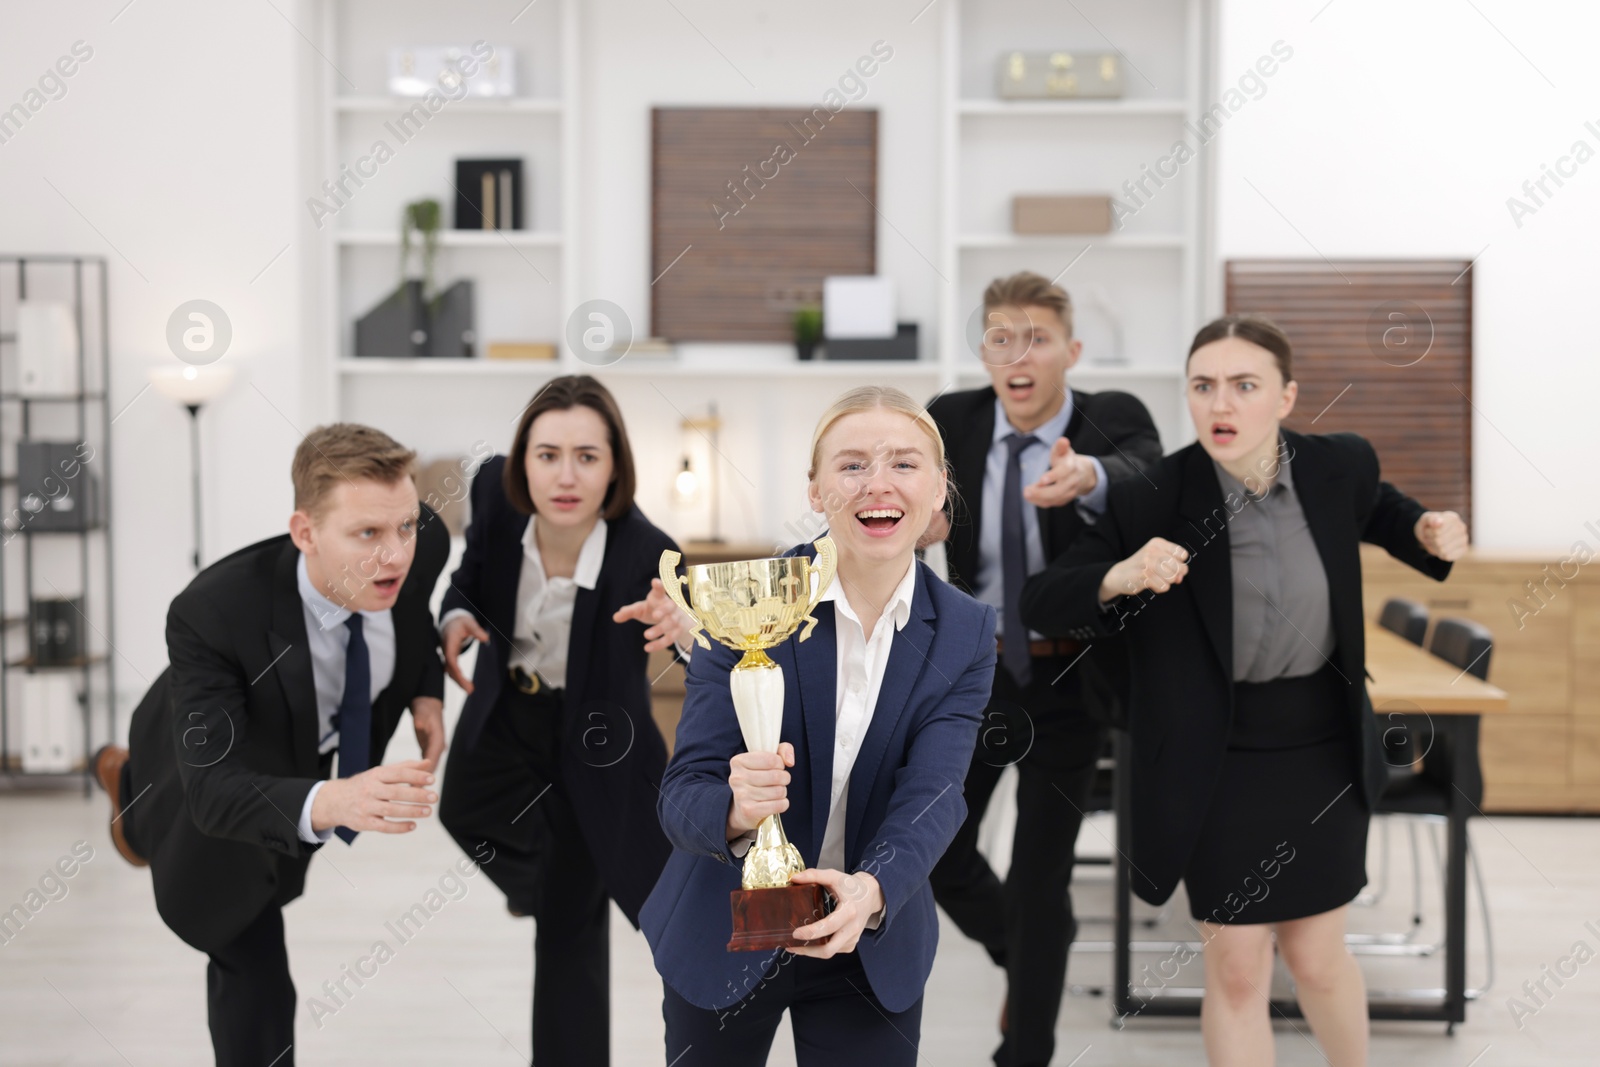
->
<box><xmin>1215</xmin><ymin>0</ymin><xmax>1600</xmax><ymax>552</ymax></box>
<box><xmin>0</xmin><ymin>1</ymin><xmax>322</xmax><ymax>724</ymax></box>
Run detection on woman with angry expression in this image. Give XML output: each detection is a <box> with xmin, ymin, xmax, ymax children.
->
<box><xmin>1021</xmin><ymin>316</ymin><xmax>1468</xmax><ymax>1066</ymax></box>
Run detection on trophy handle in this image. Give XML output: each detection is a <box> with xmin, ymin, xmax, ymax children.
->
<box><xmin>796</xmin><ymin>536</ymin><xmax>837</xmax><ymax>643</ymax></box>
<box><xmin>658</xmin><ymin>550</ymin><xmax>711</xmax><ymax>650</ymax></box>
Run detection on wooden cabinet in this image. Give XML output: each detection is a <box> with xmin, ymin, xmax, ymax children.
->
<box><xmin>1361</xmin><ymin>545</ymin><xmax>1600</xmax><ymax>812</ymax></box>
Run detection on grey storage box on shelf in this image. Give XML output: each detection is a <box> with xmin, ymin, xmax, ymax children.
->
<box><xmin>15</xmin><ymin>441</ymin><xmax>101</xmax><ymax>532</ymax></box>
<box><xmin>355</xmin><ymin>281</ymin><xmax>430</xmax><ymax>358</ymax></box>
<box><xmin>354</xmin><ymin>279</ymin><xmax>477</xmax><ymax>359</ymax></box>
<box><xmin>428</xmin><ymin>280</ymin><xmax>477</xmax><ymax>359</ymax></box>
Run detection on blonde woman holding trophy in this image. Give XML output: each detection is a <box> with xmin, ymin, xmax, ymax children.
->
<box><xmin>642</xmin><ymin>386</ymin><xmax>998</xmax><ymax>1066</ymax></box>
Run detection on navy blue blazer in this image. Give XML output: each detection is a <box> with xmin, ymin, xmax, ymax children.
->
<box><xmin>640</xmin><ymin>548</ymin><xmax>997</xmax><ymax>1014</ymax></box>
<box><xmin>440</xmin><ymin>455</ymin><xmax>677</xmax><ymax>925</ymax></box>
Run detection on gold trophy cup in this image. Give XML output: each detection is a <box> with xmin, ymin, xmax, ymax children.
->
<box><xmin>659</xmin><ymin>538</ymin><xmax>837</xmax><ymax>951</ymax></box>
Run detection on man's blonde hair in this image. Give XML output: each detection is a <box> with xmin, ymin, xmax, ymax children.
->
<box><xmin>982</xmin><ymin>270</ymin><xmax>1074</xmax><ymax>336</ymax></box>
<box><xmin>291</xmin><ymin>423</ymin><xmax>416</xmax><ymax>519</ymax></box>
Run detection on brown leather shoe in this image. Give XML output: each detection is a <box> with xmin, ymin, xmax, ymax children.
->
<box><xmin>93</xmin><ymin>745</ymin><xmax>147</xmax><ymax>867</ymax></box>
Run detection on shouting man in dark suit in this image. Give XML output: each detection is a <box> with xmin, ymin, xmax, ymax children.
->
<box><xmin>923</xmin><ymin>272</ymin><xmax>1163</xmax><ymax>1067</ymax></box>
<box><xmin>93</xmin><ymin>423</ymin><xmax>450</xmax><ymax>1067</ymax></box>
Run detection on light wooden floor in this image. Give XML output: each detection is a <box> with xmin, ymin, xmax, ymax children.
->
<box><xmin>2</xmin><ymin>754</ymin><xmax>1596</xmax><ymax>1065</ymax></box>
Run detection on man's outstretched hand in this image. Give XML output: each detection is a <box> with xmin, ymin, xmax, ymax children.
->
<box><xmin>310</xmin><ymin>760</ymin><xmax>437</xmax><ymax>834</ymax></box>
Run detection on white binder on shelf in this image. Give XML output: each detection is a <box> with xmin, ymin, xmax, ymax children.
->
<box><xmin>18</xmin><ymin>674</ymin><xmax>80</xmax><ymax>773</ymax></box>
<box><xmin>16</xmin><ymin>302</ymin><xmax>81</xmax><ymax>397</ymax></box>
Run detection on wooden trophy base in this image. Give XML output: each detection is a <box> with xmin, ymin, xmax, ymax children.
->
<box><xmin>727</xmin><ymin>884</ymin><xmax>832</xmax><ymax>952</ymax></box>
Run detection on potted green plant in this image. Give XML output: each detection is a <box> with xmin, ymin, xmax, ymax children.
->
<box><xmin>400</xmin><ymin>198</ymin><xmax>442</xmax><ymax>299</ymax></box>
<box><xmin>793</xmin><ymin>305</ymin><xmax>822</xmax><ymax>361</ymax></box>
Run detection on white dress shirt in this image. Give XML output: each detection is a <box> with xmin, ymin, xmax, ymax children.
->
<box><xmin>973</xmin><ymin>392</ymin><xmax>1109</xmax><ymax>641</ymax></box>
<box><xmin>295</xmin><ymin>553</ymin><xmax>397</xmax><ymax>843</ymax></box>
<box><xmin>723</xmin><ymin>560</ymin><xmax>912</xmax><ymax>928</ymax></box>
<box><xmin>439</xmin><ymin>516</ymin><xmax>608</xmax><ymax>690</ymax></box>
<box><xmin>815</xmin><ymin>558</ymin><xmax>917</xmax><ymax>875</ymax></box>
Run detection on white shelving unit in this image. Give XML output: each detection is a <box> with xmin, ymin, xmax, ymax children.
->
<box><xmin>313</xmin><ymin>0</ymin><xmax>1216</xmax><ymax>456</ymax></box>
<box><xmin>938</xmin><ymin>0</ymin><xmax>1218</xmax><ymax>448</ymax></box>
<box><xmin>316</xmin><ymin>0</ymin><xmax>581</xmax><ymax>420</ymax></box>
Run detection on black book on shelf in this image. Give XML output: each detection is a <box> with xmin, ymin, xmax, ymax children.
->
<box><xmin>454</xmin><ymin>158</ymin><xmax>524</xmax><ymax>230</ymax></box>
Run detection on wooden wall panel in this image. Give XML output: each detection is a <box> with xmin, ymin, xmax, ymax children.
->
<box><xmin>1225</xmin><ymin>260</ymin><xmax>1473</xmax><ymax>531</ymax></box>
<box><xmin>652</xmin><ymin>108</ymin><xmax>877</xmax><ymax>342</ymax></box>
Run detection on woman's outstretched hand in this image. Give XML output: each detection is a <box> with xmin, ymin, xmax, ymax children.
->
<box><xmin>613</xmin><ymin>577</ymin><xmax>697</xmax><ymax>654</ymax></box>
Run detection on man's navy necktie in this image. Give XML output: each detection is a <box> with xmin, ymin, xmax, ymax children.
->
<box><xmin>1001</xmin><ymin>432</ymin><xmax>1041</xmax><ymax>687</ymax></box>
<box><xmin>334</xmin><ymin>613</ymin><xmax>371</xmax><ymax>844</ymax></box>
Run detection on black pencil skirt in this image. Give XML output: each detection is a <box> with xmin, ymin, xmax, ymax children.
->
<box><xmin>1182</xmin><ymin>664</ymin><xmax>1370</xmax><ymax>925</ymax></box>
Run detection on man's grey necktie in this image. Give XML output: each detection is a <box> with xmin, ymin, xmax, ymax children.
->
<box><xmin>1001</xmin><ymin>432</ymin><xmax>1041</xmax><ymax>686</ymax></box>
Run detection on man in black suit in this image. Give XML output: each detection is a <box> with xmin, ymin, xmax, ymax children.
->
<box><xmin>923</xmin><ymin>272</ymin><xmax>1162</xmax><ymax>1067</ymax></box>
<box><xmin>93</xmin><ymin>423</ymin><xmax>450</xmax><ymax>1067</ymax></box>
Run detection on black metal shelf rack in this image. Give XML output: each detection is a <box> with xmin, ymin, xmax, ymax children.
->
<box><xmin>0</xmin><ymin>255</ymin><xmax>116</xmax><ymax>795</ymax></box>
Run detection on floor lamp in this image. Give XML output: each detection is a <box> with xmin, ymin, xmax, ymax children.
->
<box><xmin>149</xmin><ymin>364</ymin><xmax>235</xmax><ymax>570</ymax></box>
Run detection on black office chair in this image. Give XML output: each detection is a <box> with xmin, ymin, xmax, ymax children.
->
<box><xmin>1358</xmin><ymin>617</ymin><xmax>1495</xmax><ymax>1000</ymax></box>
<box><xmin>1379</xmin><ymin>596</ymin><xmax>1430</xmax><ymax>646</ymax></box>
<box><xmin>1352</xmin><ymin>599</ymin><xmax>1429</xmax><ymax>916</ymax></box>
<box><xmin>1428</xmin><ymin>617</ymin><xmax>1494</xmax><ymax>684</ymax></box>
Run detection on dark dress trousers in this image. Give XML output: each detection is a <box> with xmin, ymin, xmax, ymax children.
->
<box><xmin>124</xmin><ymin>505</ymin><xmax>448</xmax><ymax>1066</ymax></box>
<box><xmin>1018</xmin><ymin>431</ymin><xmax>1451</xmax><ymax>907</ymax></box>
<box><xmin>436</xmin><ymin>454</ymin><xmax>676</xmax><ymax>1067</ymax></box>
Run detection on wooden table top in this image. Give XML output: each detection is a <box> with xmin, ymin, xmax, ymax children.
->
<box><xmin>1364</xmin><ymin>621</ymin><xmax>1509</xmax><ymax>715</ymax></box>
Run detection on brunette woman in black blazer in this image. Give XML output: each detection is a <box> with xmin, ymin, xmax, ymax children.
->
<box><xmin>437</xmin><ymin>375</ymin><xmax>693</xmax><ymax>1067</ymax></box>
<box><xmin>1020</xmin><ymin>317</ymin><xmax>1468</xmax><ymax>1066</ymax></box>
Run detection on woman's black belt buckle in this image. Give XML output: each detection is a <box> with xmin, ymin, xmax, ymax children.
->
<box><xmin>508</xmin><ymin>664</ymin><xmax>543</xmax><ymax>695</ymax></box>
